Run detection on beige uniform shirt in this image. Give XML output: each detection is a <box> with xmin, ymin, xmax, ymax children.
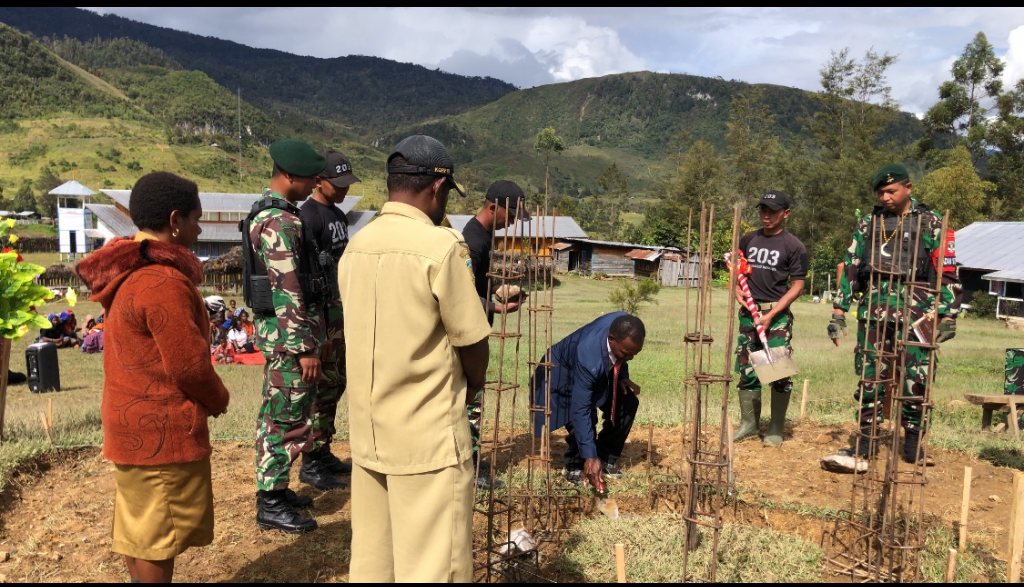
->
<box><xmin>339</xmin><ymin>202</ymin><xmax>491</xmax><ymax>475</ymax></box>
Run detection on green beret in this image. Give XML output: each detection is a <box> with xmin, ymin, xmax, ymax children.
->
<box><xmin>269</xmin><ymin>139</ymin><xmax>326</xmax><ymax>178</ymax></box>
<box><xmin>872</xmin><ymin>163</ymin><xmax>909</xmax><ymax>191</ymax></box>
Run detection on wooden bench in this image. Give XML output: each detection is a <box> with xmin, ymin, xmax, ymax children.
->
<box><xmin>965</xmin><ymin>394</ymin><xmax>1024</xmax><ymax>438</ymax></box>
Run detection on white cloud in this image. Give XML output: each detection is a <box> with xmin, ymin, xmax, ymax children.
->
<box><xmin>90</xmin><ymin>7</ymin><xmax>1024</xmax><ymax>112</ymax></box>
<box><xmin>1003</xmin><ymin>25</ymin><xmax>1024</xmax><ymax>87</ymax></box>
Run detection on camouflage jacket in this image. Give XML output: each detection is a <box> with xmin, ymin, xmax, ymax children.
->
<box><xmin>835</xmin><ymin>198</ymin><xmax>961</xmax><ymax>322</ymax></box>
<box><xmin>249</xmin><ymin>189</ymin><xmax>325</xmax><ymax>355</ymax></box>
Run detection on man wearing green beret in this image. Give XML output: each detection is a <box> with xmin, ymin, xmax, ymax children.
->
<box><xmin>246</xmin><ymin>139</ymin><xmax>342</xmax><ymax>534</ymax></box>
<box><xmin>823</xmin><ymin>163</ymin><xmax>961</xmax><ymax>469</ymax></box>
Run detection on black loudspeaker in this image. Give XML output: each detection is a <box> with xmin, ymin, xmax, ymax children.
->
<box><xmin>25</xmin><ymin>342</ymin><xmax>60</xmax><ymax>393</ymax></box>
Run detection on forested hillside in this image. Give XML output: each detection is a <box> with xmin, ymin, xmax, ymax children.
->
<box><xmin>0</xmin><ymin>7</ymin><xmax>517</xmax><ymax>135</ymax></box>
<box><xmin>0</xmin><ymin>26</ymin><xmax>387</xmax><ymax>213</ymax></box>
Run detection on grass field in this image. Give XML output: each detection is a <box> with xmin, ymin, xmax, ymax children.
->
<box><xmin>2</xmin><ymin>274</ymin><xmax>1021</xmax><ymax>489</ymax></box>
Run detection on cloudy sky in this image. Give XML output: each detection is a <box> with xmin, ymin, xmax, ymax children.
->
<box><xmin>91</xmin><ymin>7</ymin><xmax>1024</xmax><ymax>115</ymax></box>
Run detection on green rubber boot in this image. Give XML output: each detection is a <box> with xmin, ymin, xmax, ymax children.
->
<box><xmin>733</xmin><ymin>389</ymin><xmax>762</xmax><ymax>442</ymax></box>
<box><xmin>763</xmin><ymin>390</ymin><xmax>791</xmax><ymax>446</ymax></box>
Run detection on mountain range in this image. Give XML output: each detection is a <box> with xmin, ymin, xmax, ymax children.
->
<box><xmin>0</xmin><ymin>7</ymin><xmax>923</xmax><ymax>206</ymax></box>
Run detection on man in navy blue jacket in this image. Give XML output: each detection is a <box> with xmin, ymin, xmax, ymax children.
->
<box><xmin>533</xmin><ymin>312</ymin><xmax>645</xmax><ymax>487</ymax></box>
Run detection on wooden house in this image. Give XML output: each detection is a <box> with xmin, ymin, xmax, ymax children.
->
<box><xmin>555</xmin><ymin>238</ymin><xmax>695</xmax><ymax>285</ymax></box>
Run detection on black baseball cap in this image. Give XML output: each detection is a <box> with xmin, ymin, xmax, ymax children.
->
<box><xmin>319</xmin><ymin>150</ymin><xmax>361</xmax><ymax>188</ymax></box>
<box><xmin>387</xmin><ymin>135</ymin><xmax>466</xmax><ymax>197</ymax></box>
<box><xmin>485</xmin><ymin>180</ymin><xmax>531</xmax><ymax>221</ymax></box>
<box><xmin>757</xmin><ymin>190</ymin><xmax>790</xmax><ymax>211</ymax></box>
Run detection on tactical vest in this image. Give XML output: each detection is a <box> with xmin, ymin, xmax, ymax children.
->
<box><xmin>239</xmin><ymin>197</ymin><xmax>330</xmax><ymax>315</ymax></box>
<box><xmin>860</xmin><ymin>204</ymin><xmax>935</xmax><ymax>286</ymax></box>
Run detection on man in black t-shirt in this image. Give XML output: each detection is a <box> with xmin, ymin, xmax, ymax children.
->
<box><xmin>461</xmin><ymin>180</ymin><xmax>529</xmax><ymax>489</ymax></box>
<box><xmin>297</xmin><ymin>149</ymin><xmax>360</xmax><ymax>489</ymax></box>
<box><xmin>732</xmin><ymin>191</ymin><xmax>807</xmax><ymax>446</ymax></box>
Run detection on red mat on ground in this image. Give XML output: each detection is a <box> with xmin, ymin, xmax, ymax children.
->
<box><xmin>211</xmin><ymin>351</ymin><xmax>265</xmax><ymax>366</ymax></box>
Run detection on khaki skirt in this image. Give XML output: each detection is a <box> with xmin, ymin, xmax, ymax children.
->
<box><xmin>111</xmin><ymin>457</ymin><xmax>214</xmax><ymax>560</ymax></box>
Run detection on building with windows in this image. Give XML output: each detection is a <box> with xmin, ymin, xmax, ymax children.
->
<box><xmin>87</xmin><ymin>190</ymin><xmax>374</xmax><ymax>259</ymax></box>
<box><xmin>51</xmin><ymin>180</ymin><xmax>104</xmax><ymax>262</ymax></box>
<box><xmin>956</xmin><ymin>221</ymin><xmax>1024</xmax><ymax>318</ymax></box>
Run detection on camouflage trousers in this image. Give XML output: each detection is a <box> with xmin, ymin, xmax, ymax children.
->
<box><xmin>468</xmin><ymin>389</ymin><xmax>482</xmax><ymax>459</ymax></box>
<box><xmin>735</xmin><ymin>308</ymin><xmax>794</xmax><ymax>394</ymax></box>
<box><xmin>1007</xmin><ymin>349</ymin><xmax>1024</xmax><ymax>395</ymax></box>
<box><xmin>854</xmin><ymin>320</ymin><xmax>933</xmax><ymax>432</ymax></box>
<box><xmin>256</xmin><ymin>353</ymin><xmax>317</xmax><ymax>491</ymax></box>
<box><xmin>311</xmin><ymin>338</ymin><xmax>346</xmax><ymax>450</ymax></box>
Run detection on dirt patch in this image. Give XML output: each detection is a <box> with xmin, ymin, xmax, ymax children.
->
<box><xmin>0</xmin><ymin>421</ymin><xmax>1016</xmax><ymax>582</ymax></box>
<box><xmin>0</xmin><ymin>443</ymin><xmax>353</xmax><ymax>583</ymax></box>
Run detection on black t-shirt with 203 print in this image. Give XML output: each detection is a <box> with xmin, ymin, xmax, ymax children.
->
<box><xmin>738</xmin><ymin>229</ymin><xmax>808</xmax><ymax>303</ymax></box>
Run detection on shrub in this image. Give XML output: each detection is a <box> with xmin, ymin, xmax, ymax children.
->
<box><xmin>609</xmin><ymin>277</ymin><xmax>661</xmax><ymax>315</ymax></box>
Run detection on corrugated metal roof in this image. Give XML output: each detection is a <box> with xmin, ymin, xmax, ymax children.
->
<box><xmin>625</xmin><ymin>248</ymin><xmax>664</xmax><ymax>261</ymax></box>
<box><xmin>564</xmin><ymin>238</ymin><xmax>680</xmax><ymax>252</ymax></box>
<box><xmin>101</xmin><ymin>189</ymin><xmax>361</xmax><ymax>214</ymax></box>
<box><xmin>444</xmin><ymin>215</ymin><xmax>587</xmax><ymax>239</ymax></box>
<box><xmin>501</xmin><ymin>216</ymin><xmax>587</xmax><ymax>239</ymax></box>
<box><xmin>955</xmin><ymin>222</ymin><xmax>1024</xmax><ymax>272</ymax></box>
<box><xmin>50</xmin><ymin>180</ymin><xmax>96</xmax><ymax>197</ymax></box>
<box><xmin>982</xmin><ymin>269</ymin><xmax>1024</xmax><ymax>283</ymax></box>
<box><xmin>86</xmin><ymin>204</ymin><xmax>135</xmax><ymax>237</ymax></box>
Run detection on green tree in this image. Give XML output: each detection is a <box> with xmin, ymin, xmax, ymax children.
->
<box><xmin>726</xmin><ymin>86</ymin><xmax>778</xmax><ymax>210</ymax></box>
<box><xmin>534</xmin><ymin>127</ymin><xmax>565</xmax><ymax>209</ymax></box>
<box><xmin>34</xmin><ymin>167</ymin><xmax>63</xmax><ymax>218</ymax></box>
<box><xmin>987</xmin><ymin>78</ymin><xmax>1024</xmax><ymax>220</ymax></box>
<box><xmin>594</xmin><ymin>163</ymin><xmax>629</xmax><ymax>239</ymax></box>
<box><xmin>914</xmin><ymin>145</ymin><xmax>993</xmax><ymax>229</ymax></box>
<box><xmin>608</xmin><ymin>277</ymin><xmax>661</xmax><ymax>315</ymax></box>
<box><xmin>922</xmin><ymin>32</ymin><xmax>1004</xmax><ymax>159</ymax></box>
<box><xmin>802</xmin><ymin>48</ymin><xmax>900</xmax><ymax>245</ymax></box>
<box><xmin>12</xmin><ymin>179</ymin><xmax>36</xmax><ymax>212</ymax></box>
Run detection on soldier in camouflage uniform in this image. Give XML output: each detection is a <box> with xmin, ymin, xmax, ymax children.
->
<box><xmin>1006</xmin><ymin>349</ymin><xmax>1024</xmax><ymax>429</ymax></box>
<box><xmin>826</xmin><ymin>163</ymin><xmax>961</xmax><ymax>465</ymax></box>
<box><xmin>248</xmin><ymin>140</ymin><xmax>332</xmax><ymax>534</ymax></box>
<box><xmin>733</xmin><ymin>191</ymin><xmax>807</xmax><ymax>446</ymax></box>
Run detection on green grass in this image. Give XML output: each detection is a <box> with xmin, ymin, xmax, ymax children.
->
<box><xmin>559</xmin><ymin>514</ymin><xmax>824</xmax><ymax>582</ymax></box>
<box><xmin>11</xmin><ymin>224</ymin><xmax>56</xmax><ymax>238</ymax></box>
<box><xmin>1</xmin><ymin>275</ymin><xmax>1020</xmax><ymax>495</ymax></box>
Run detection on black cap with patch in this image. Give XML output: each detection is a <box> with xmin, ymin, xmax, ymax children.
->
<box><xmin>387</xmin><ymin>135</ymin><xmax>465</xmax><ymax>197</ymax></box>
<box><xmin>485</xmin><ymin>180</ymin><xmax>531</xmax><ymax>221</ymax></box>
<box><xmin>757</xmin><ymin>190</ymin><xmax>790</xmax><ymax>211</ymax></box>
<box><xmin>319</xmin><ymin>150</ymin><xmax>361</xmax><ymax>188</ymax></box>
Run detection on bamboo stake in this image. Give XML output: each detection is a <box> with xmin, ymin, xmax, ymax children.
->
<box><xmin>615</xmin><ymin>543</ymin><xmax>626</xmax><ymax>583</ymax></box>
<box><xmin>799</xmin><ymin>379</ymin><xmax>809</xmax><ymax>420</ymax></box>
<box><xmin>39</xmin><ymin>412</ymin><xmax>53</xmax><ymax>447</ymax></box>
<box><xmin>1009</xmin><ymin>471</ymin><xmax>1024</xmax><ymax>583</ymax></box>
<box><xmin>945</xmin><ymin>548</ymin><xmax>957</xmax><ymax>582</ymax></box>
<box><xmin>0</xmin><ymin>337</ymin><xmax>11</xmax><ymax>443</ymax></box>
<box><xmin>47</xmin><ymin>398</ymin><xmax>52</xmax><ymax>434</ymax></box>
<box><xmin>960</xmin><ymin>466</ymin><xmax>972</xmax><ymax>553</ymax></box>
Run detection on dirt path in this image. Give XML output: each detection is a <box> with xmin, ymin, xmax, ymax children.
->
<box><xmin>0</xmin><ymin>421</ymin><xmax>1015</xmax><ymax>582</ymax></box>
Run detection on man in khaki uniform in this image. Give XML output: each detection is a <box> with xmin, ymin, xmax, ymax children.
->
<box><xmin>339</xmin><ymin>135</ymin><xmax>490</xmax><ymax>583</ymax></box>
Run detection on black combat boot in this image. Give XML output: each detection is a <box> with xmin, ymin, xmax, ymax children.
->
<box><xmin>257</xmin><ymin>488</ymin><xmax>313</xmax><ymax>509</ymax></box>
<box><xmin>256</xmin><ymin>490</ymin><xmax>318</xmax><ymax>533</ymax></box>
<box><xmin>299</xmin><ymin>453</ymin><xmax>348</xmax><ymax>490</ymax></box>
<box><xmin>902</xmin><ymin>429</ymin><xmax>934</xmax><ymax>465</ymax></box>
<box><xmin>837</xmin><ymin>424</ymin><xmax>878</xmax><ymax>459</ymax></box>
<box><xmin>318</xmin><ymin>443</ymin><xmax>352</xmax><ymax>476</ymax></box>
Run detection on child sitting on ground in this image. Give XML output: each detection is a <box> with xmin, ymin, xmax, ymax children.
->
<box><xmin>212</xmin><ymin>335</ymin><xmax>235</xmax><ymax>364</ymax></box>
